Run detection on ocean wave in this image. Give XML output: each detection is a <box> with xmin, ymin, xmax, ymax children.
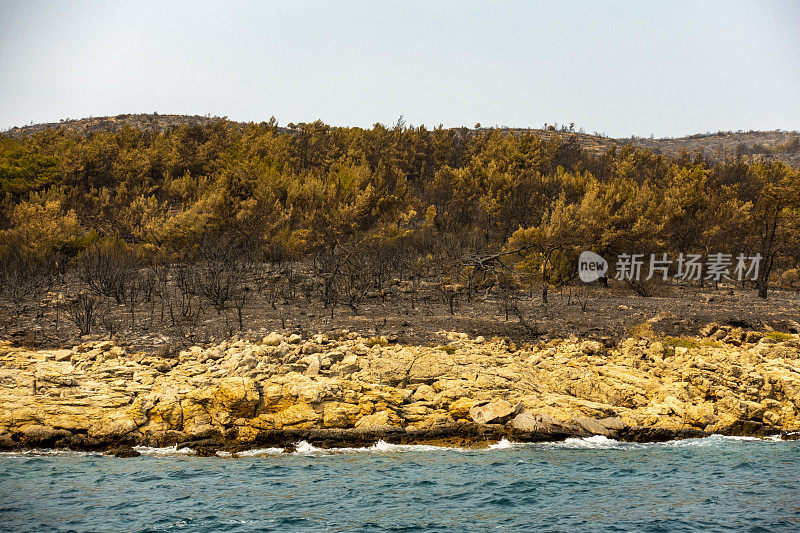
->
<box><xmin>480</xmin><ymin>435</ymin><xmax>638</xmax><ymax>451</ymax></box>
<box><xmin>223</xmin><ymin>447</ymin><xmax>284</xmax><ymax>457</ymax></box>
<box><xmin>367</xmin><ymin>439</ymin><xmax>457</xmax><ymax>453</ymax></box>
<box><xmin>291</xmin><ymin>439</ymin><xmax>463</xmax><ymax>455</ymax></box>
<box><xmin>487</xmin><ymin>433</ymin><xmax>791</xmax><ymax>452</ymax></box>
<box><xmin>535</xmin><ymin>435</ymin><xmax>638</xmax><ymax>450</ymax></box>
<box><xmin>560</xmin><ymin>435</ymin><xmax>634</xmax><ymax>449</ymax></box>
<box><xmin>0</xmin><ymin>434</ymin><xmax>791</xmax><ymax>458</ymax></box>
<box><xmin>539</xmin><ymin>433</ymin><xmax>787</xmax><ymax>450</ymax></box>
<box><xmin>132</xmin><ymin>444</ymin><xmax>196</xmax><ymax>456</ymax></box>
<box><xmin>660</xmin><ymin>434</ymin><xmax>783</xmax><ymax>447</ymax></box>
<box><xmin>488</xmin><ymin>438</ymin><xmax>514</xmax><ymax>449</ymax></box>
<box><xmin>0</xmin><ymin>449</ymin><xmax>102</xmax><ymax>457</ymax></box>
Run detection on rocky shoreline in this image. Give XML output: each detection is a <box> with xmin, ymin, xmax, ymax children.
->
<box><xmin>2</xmin><ymin>326</ymin><xmax>799</xmax><ymax>455</ymax></box>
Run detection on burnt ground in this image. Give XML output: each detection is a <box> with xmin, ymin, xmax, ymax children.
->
<box><xmin>1</xmin><ymin>277</ymin><xmax>799</xmax><ymax>355</ymax></box>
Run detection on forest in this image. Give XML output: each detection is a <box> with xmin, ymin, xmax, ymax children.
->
<box><xmin>1</xmin><ymin>118</ymin><xmax>799</xmax><ymax>345</ymax></box>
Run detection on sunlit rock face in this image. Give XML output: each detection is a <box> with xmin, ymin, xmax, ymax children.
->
<box><xmin>1</xmin><ymin>327</ymin><xmax>799</xmax><ymax>449</ymax></box>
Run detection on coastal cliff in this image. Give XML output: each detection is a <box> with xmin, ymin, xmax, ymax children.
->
<box><xmin>2</xmin><ymin>326</ymin><xmax>799</xmax><ymax>453</ymax></box>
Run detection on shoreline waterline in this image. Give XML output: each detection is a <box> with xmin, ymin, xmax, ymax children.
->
<box><xmin>1</xmin><ymin>433</ymin><xmax>794</xmax><ymax>458</ymax></box>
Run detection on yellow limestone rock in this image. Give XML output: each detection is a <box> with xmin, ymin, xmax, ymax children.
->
<box><xmin>274</xmin><ymin>403</ymin><xmax>320</xmax><ymax>429</ymax></box>
<box><xmin>448</xmin><ymin>397</ymin><xmax>485</xmax><ymax>420</ymax></box>
<box><xmin>2</xmin><ymin>332</ymin><xmax>800</xmax><ymax>447</ymax></box>
<box><xmin>469</xmin><ymin>398</ymin><xmax>522</xmax><ymax>424</ymax></box>
<box><xmin>211</xmin><ymin>377</ymin><xmax>259</xmax><ymax>419</ymax></box>
<box><xmin>322</xmin><ymin>402</ymin><xmax>361</xmax><ymax>428</ymax></box>
<box><xmin>355</xmin><ymin>410</ymin><xmax>403</xmax><ymax>429</ymax></box>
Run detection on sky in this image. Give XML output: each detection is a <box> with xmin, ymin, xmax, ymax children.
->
<box><xmin>1</xmin><ymin>0</ymin><xmax>799</xmax><ymax>138</ymax></box>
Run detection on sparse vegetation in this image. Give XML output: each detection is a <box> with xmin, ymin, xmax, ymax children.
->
<box><xmin>660</xmin><ymin>336</ymin><xmax>721</xmax><ymax>349</ymax></box>
<box><xmin>630</xmin><ymin>323</ymin><xmax>657</xmax><ymax>340</ymax></box>
<box><xmin>765</xmin><ymin>331</ymin><xmax>794</xmax><ymax>342</ymax></box>
<box><xmin>366</xmin><ymin>336</ymin><xmax>388</xmax><ymax>348</ymax></box>
<box><xmin>0</xmin><ymin>115</ymin><xmax>799</xmax><ymax>348</ymax></box>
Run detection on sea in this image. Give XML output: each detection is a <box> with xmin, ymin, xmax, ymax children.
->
<box><xmin>1</xmin><ymin>435</ymin><xmax>799</xmax><ymax>532</ymax></box>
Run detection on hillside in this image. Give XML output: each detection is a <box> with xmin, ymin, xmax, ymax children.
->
<box><xmin>4</xmin><ymin>114</ymin><xmax>799</xmax><ymax>167</ymax></box>
<box><xmin>624</xmin><ymin>130</ymin><xmax>800</xmax><ymax>168</ymax></box>
<box><xmin>1</xmin><ymin>112</ymin><xmax>799</xmax><ymax>352</ymax></box>
<box><xmin>490</xmin><ymin>127</ymin><xmax>800</xmax><ymax>167</ymax></box>
<box><xmin>2</xmin><ymin>113</ymin><xmax>220</xmax><ymax>138</ymax></box>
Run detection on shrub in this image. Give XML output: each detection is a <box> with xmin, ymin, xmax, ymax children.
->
<box><xmin>660</xmin><ymin>335</ymin><xmax>720</xmax><ymax>349</ymax></box>
<box><xmin>629</xmin><ymin>322</ymin><xmax>657</xmax><ymax>340</ymax></box>
<box><xmin>660</xmin><ymin>336</ymin><xmax>699</xmax><ymax>349</ymax></box>
<box><xmin>366</xmin><ymin>336</ymin><xmax>388</xmax><ymax>348</ymax></box>
<box><xmin>765</xmin><ymin>331</ymin><xmax>794</xmax><ymax>342</ymax></box>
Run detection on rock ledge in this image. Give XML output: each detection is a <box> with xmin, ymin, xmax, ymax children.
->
<box><xmin>2</xmin><ymin>329</ymin><xmax>799</xmax><ymax>453</ymax></box>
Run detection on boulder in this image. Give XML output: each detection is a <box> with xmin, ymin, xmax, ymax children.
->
<box><xmin>571</xmin><ymin>416</ymin><xmax>627</xmax><ymax>437</ymax></box>
<box><xmin>580</xmin><ymin>341</ymin><xmax>605</xmax><ymax>356</ymax></box>
<box><xmin>330</xmin><ymin>354</ymin><xmax>360</xmax><ymax>377</ymax></box>
<box><xmin>508</xmin><ymin>412</ymin><xmax>580</xmax><ymax>438</ymax></box>
<box><xmin>412</xmin><ymin>384</ymin><xmax>437</xmax><ymax>402</ymax></box>
<box><xmin>469</xmin><ymin>398</ymin><xmax>521</xmax><ymax>424</ymax></box>
<box><xmin>301</xmin><ymin>343</ymin><xmax>322</xmax><ymax>355</ymax></box>
<box><xmin>699</xmin><ymin>323</ymin><xmax>719</xmax><ymax>337</ymax></box>
<box><xmin>53</xmin><ymin>350</ymin><xmax>73</xmax><ymax>362</ymax></box>
<box><xmin>407</xmin><ymin>352</ymin><xmax>456</xmax><ymax>383</ymax></box>
<box><xmin>19</xmin><ymin>424</ymin><xmax>59</xmax><ymax>446</ymax></box>
<box><xmin>322</xmin><ymin>402</ymin><xmax>361</xmax><ymax>428</ymax></box>
<box><xmin>89</xmin><ymin>417</ymin><xmax>138</xmax><ymax>440</ymax></box>
<box><xmin>274</xmin><ymin>403</ymin><xmax>320</xmax><ymax>429</ymax></box>
<box><xmin>745</xmin><ymin>331</ymin><xmax>763</xmax><ymax>343</ymax></box>
<box><xmin>299</xmin><ymin>354</ymin><xmax>321</xmax><ymax>376</ymax></box>
<box><xmin>211</xmin><ymin>377</ymin><xmax>260</xmax><ymax>420</ymax></box>
<box><xmin>355</xmin><ymin>410</ymin><xmax>403</xmax><ymax>429</ymax></box>
<box><xmin>399</xmin><ymin>403</ymin><xmax>432</xmax><ymax>423</ymax></box>
<box><xmin>110</xmin><ymin>445</ymin><xmax>141</xmax><ymax>458</ymax></box>
<box><xmin>263</xmin><ymin>332</ymin><xmax>284</xmax><ymax>346</ymax></box>
<box><xmin>449</xmin><ymin>397</ymin><xmax>485</xmax><ymax>420</ymax></box>
<box><xmin>685</xmin><ymin>402</ymin><xmax>716</xmax><ymax>428</ymax></box>
<box><xmin>509</xmin><ymin>412</ymin><xmax>560</xmax><ymax>432</ymax></box>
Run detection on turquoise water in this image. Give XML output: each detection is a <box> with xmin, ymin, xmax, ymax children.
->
<box><xmin>1</xmin><ymin>435</ymin><xmax>799</xmax><ymax>532</ymax></box>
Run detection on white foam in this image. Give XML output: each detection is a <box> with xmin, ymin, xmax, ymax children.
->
<box><xmin>552</xmin><ymin>435</ymin><xmax>631</xmax><ymax>449</ymax></box>
<box><xmin>661</xmin><ymin>434</ymin><xmax>781</xmax><ymax>447</ymax></box>
<box><xmin>488</xmin><ymin>438</ymin><xmax>514</xmax><ymax>449</ymax></box>
<box><xmin>230</xmin><ymin>447</ymin><xmax>284</xmax><ymax>457</ymax></box>
<box><xmin>293</xmin><ymin>440</ymin><xmax>322</xmax><ymax>454</ymax></box>
<box><xmin>0</xmin><ymin>449</ymin><xmax>101</xmax><ymax>457</ymax></box>
<box><xmin>4</xmin><ymin>433</ymin><xmax>789</xmax><ymax>459</ymax></box>
<box><xmin>367</xmin><ymin>439</ymin><xmax>456</xmax><ymax>452</ymax></box>
<box><xmin>287</xmin><ymin>439</ymin><xmax>460</xmax><ymax>456</ymax></box>
<box><xmin>711</xmin><ymin>434</ymin><xmax>762</xmax><ymax>441</ymax></box>
<box><xmin>132</xmin><ymin>444</ymin><xmax>195</xmax><ymax>456</ymax></box>
<box><xmin>536</xmin><ymin>433</ymin><xmax>786</xmax><ymax>451</ymax></box>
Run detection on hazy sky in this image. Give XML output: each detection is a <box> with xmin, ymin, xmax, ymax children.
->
<box><xmin>1</xmin><ymin>0</ymin><xmax>798</xmax><ymax>137</ymax></box>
